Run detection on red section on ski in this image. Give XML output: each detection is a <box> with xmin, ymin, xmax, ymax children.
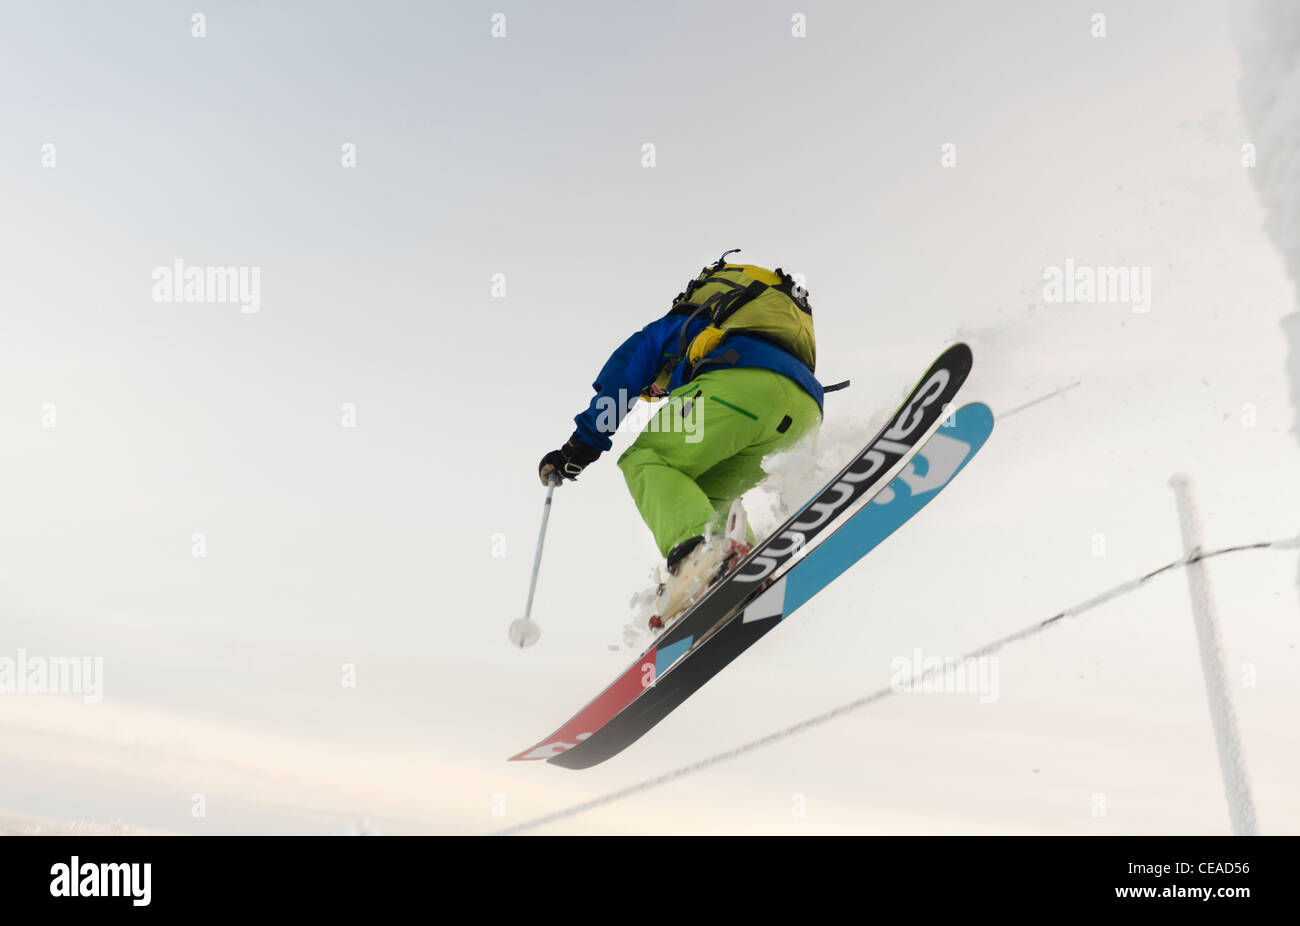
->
<box><xmin>508</xmin><ymin>650</ymin><xmax>658</xmax><ymax>761</ymax></box>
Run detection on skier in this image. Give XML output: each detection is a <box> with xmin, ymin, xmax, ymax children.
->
<box><xmin>537</xmin><ymin>251</ymin><xmax>824</xmax><ymax>628</ymax></box>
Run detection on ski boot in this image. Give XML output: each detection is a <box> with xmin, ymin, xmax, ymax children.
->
<box><xmin>649</xmin><ymin>499</ymin><xmax>752</xmax><ymax>632</ymax></box>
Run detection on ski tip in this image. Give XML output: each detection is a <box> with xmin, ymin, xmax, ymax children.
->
<box><xmin>944</xmin><ymin>341</ymin><xmax>973</xmax><ymax>368</ymax></box>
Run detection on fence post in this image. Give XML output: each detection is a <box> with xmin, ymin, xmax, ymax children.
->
<box><xmin>1169</xmin><ymin>474</ymin><xmax>1258</xmax><ymax>835</ymax></box>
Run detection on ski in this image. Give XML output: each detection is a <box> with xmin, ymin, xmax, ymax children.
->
<box><xmin>547</xmin><ymin>401</ymin><xmax>993</xmax><ymax>768</ymax></box>
<box><xmin>509</xmin><ymin>343</ymin><xmax>975</xmax><ymax>765</ymax></box>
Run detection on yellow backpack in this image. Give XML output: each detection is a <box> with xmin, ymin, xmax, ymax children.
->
<box><xmin>649</xmin><ymin>250</ymin><xmax>815</xmax><ymax>394</ymax></box>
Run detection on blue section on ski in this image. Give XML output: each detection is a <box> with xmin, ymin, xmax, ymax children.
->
<box><xmin>655</xmin><ymin>636</ymin><xmax>693</xmax><ymax>674</ymax></box>
<box><xmin>784</xmin><ymin>402</ymin><xmax>994</xmax><ymax>616</ymax></box>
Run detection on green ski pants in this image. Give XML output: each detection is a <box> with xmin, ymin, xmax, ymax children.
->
<box><xmin>617</xmin><ymin>367</ymin><xmax>821</xmax><ymax>558</ymax></box>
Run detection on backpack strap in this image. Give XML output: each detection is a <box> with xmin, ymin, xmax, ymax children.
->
<box><xmin>668</xmin><ymin>251</ymin><xmax>769</xmax><ymax>353</ymax></box>
<box><xmin>708</xmin><ymin>278</ymin><xmax>770</xmax><ymax>326</ymax></box>
<box><xmin>667</xmin><ymin>248</ymin><xmax>748</xmax><ymax>315</ymax></box>
<box><xmin>687</xmin><ymin>348</ymin><xmax>740</xmax><ymax>379</ymax></box>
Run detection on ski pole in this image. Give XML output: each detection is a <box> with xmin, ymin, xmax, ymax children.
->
<box><xmin>509</xmin><ymin>475</ymin><xmax>559</xmax><ymax>648</ymax></box>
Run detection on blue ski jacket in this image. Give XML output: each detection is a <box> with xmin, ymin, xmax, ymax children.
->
<box><xmin>571</xmin><ymin>314</ymin><xmax>824</xmax><ymax>453</ymax></box>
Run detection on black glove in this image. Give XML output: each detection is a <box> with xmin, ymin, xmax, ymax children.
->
<box><xmin>538</xmin><ymin>436</ymin><xmax>602</xmax><ymax>485</ymax></box>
